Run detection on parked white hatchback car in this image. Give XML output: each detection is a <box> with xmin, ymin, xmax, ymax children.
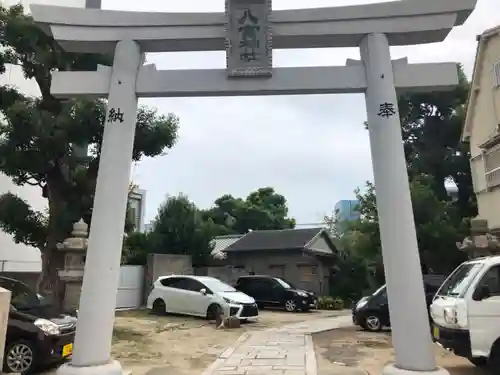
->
<box><xmin>146</xmin><ymin>275</ymin><xmax>259</xmax><ymax>320</ymax></box>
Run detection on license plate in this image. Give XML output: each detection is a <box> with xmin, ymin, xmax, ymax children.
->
<box><xmin>62</xmin><ymin>343</ymin><xmax>73</xmax><ymax>357</ymax></box>
<box><xmin>433</xmin><ymin>326</ymin><xmax>439</xmax><ymax>340</ymax></box>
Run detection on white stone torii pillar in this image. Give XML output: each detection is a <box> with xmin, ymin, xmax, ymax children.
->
<box><xmin>30</xmin><ymin>2</ymin><xmax>476</xmax><ymax>375</ymax></box>
<box><xmin>61</xmin><ymin>40</ymin><xmax>143</xmax><ymax>375</ymax></box>
<box><xmin>360</xmin><ymin>33</ymin><xmax>444</xmax><ymax>375</ymax></box>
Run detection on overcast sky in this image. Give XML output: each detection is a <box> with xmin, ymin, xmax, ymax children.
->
<box><xmin>100</xmin><ymin>0</ymin><xmax>500</xmax><ymax>226</ymax></box>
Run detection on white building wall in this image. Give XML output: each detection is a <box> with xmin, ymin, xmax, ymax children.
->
<box><xmin>3</xmin><ymin>0</ymin><xmax>85</xmax><ymax>8</ymax></box>
<box><xmin>0</xmin><ymin>0</ymin><xmax>85</xmax><ymax>271</ymax></box>
<box><xmin>128</xmin><ymin>188</ymin><xmax>147</xmax><ymax>233</ymax></box>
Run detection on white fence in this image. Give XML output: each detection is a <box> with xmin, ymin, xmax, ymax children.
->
<box><xmin>0</xmin><ymin>262</ymin><xmax>145</xmax><ymax>310</ymax></box>
<box><xmin>0</xmin><ymin>260</ymin><xmax>41</xmax><ymax>272</ymax></box>
<box><xmin>116</xmin><ymin>265</ymin><xmax>144</xmax><ymax>310</ymax></box>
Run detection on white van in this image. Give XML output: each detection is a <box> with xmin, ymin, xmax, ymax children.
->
<box><xmin>430</xmin><ymin>255</ymin><xmax>500</xmax><ymax>368</ymax></box>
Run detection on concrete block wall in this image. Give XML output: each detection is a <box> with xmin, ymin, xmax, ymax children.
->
<box><xmin>144</xmin><ymin>253</ymin><xmax>193</xmax><ymax>303</ymax></box>
<box><xmin>195</xmin><ymin>266</ymin><xmax>248</xmax><ymax>286</ymax></box>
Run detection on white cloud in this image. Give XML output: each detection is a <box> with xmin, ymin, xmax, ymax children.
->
<box><xmin>101</xmin><ymin>0</ymin><xmax>499</xmax><ymax>225</ymax></box>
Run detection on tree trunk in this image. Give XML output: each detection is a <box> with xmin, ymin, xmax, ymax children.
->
<box><xmin>37</xmin><ymin>248</ymin><xmax>65</xmax><ymax>311</ymax></box>
<box><xmin>39</xmin><ymin>172</ymin><xmax>71</xmax><ymax>312</ymax></box>
<box><xmin>455</xmin><ymin>175</ymin><xmax>477</xmax><ymax>219</ymax></box>
<box><xmin>432</xmin><ymin>172</ymin><xmax>449</xmax><ymax>202</ymax></box>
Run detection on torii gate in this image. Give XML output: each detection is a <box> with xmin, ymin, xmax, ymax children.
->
<box><xmin>30</xmin><ymin>1</ymin><xmax>476</xmax><ymax>375</ymax></box>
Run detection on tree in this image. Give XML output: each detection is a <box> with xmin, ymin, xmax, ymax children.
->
<box><xmin>0</xmin><ymin>4</ymin><xmax>179</xmax><ymax>305</ymax></box>
<box><xmin>337</xmin><ymin>65</ymin><xmax>475</xmax><ymax>288</ymax></box>
<box><xmin>122</xmin><ymin>232</ymin><xmax>150</xmax><ymax>266</ymax></box>
<box><xmin>323</xmin><ymin>211</ymin><xmax>374</xmax><ymax>300</ymax></box>
<box><xmin>122</xmin><ymin>187</ymin><xmax>297</xmax><ymax>265</ymax></box>
<box><xmin>348</xmin><ymin>176</ymin><xmax>468</xmax><ymax>278</ymax></box>
<box><xmin>146</xmin><ymin>195</ymin><xmax>215</xmax><ymax>266</ymax></box>
<box><xmin>202</xmin><ymin>187</ymin><xmax>296</xmax><ymax>235</ymax></box>
<box><xmin>398</xmin><ymin>65</ymin><xmax>476</xmax><ymax>218</ymax></box>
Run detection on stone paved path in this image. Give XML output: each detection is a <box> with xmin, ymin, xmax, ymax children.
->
<box><xmin>201</xmin><ymin>314</ymin><xmax>352</xmax><ymax>375</ymax></box>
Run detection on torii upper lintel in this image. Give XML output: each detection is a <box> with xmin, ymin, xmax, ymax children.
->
<box><xmin>30</xmin><ymin>0</ymin><xmax>477</xmax><ymax>54</ymax></box>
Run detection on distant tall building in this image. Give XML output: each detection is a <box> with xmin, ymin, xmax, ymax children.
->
<box><xmin>445</xmin><ymin>184</ymin><xmax>459</xmax><ymax>202</ymax></box>
<box><xmin>144</xmin><ymin>223</ymin><xmax>154</xmax><ymax>233</ymax></box>
<box><xmin>334</xmin><ymin>200</ymin><xmax>360</xmax><ymax>222</ymax></box>
<box><xmin>128</xmin><ymin>188</ymin><xmax>147</xmax><ymax>233</ymax></box>
<box><xmin>332</xmin><ymin>186</ymin><xmax>456</xmax><ymax>231</ymax></box>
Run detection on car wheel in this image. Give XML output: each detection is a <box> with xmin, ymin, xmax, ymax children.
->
<box><xmin>4</xmin><ymin>340</ymin><xmax>36</xmax><ymax>374</ymax></box>
<box><xmin>488</xmin><ymin>341</ymin><xmax>500</xmax><ymax>369</ymax></box>
<box><xmin>468</xmin><ymin>357</ymin><xmax>488</xmax><ymax>367</ymax></box>
<box><xmin>206</xmin><ymin>304</ymin><xmax>222</xmax><ymax>320</ymax></box>
<box><xmin>363</xmin><ymin>314</ymin><xmax>382</xmax><ymax>332</ymax></box>
<box><xmin>285</xmin><ymin>299</ymin><xmax>297</xmax><ymax>312</ymax></box>
<box><xmin>152</xmin><ymin>299</ymin><xmax>166</xmax><ymax>315</ymax></box>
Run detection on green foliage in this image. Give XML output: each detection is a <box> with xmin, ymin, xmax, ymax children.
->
<box><xmin>324</xmin><ymin>206</ymin><xmax>379</xmax><ymax>300</ymax></box>
<box><xmin>326</xmin><ymin>177</ymin><xmax>469</xmax><ymax>301</ymax></box>
<box><xmin>325</xmin><ymin>66</ymin><xmax>474</xmax><ymax>298</ymax></box>
<box><xmin>122</xmin><ymin>187</ymin><xmax>297</xmax><ymax>266</ymax></box>
<box><xmin>349</xmin><ymin>177</ymin><xmax>468</xmax><ymax>277</ymax></box>
<box><xmin>0</xmin><ymin>4</ymin><xmax>179</xmax><ymax>300</ymax></box>
<box><xmin>146</xmin><ymin>195</ymin><xmax>215</xmax><ymax>266</ymax></box>
<box><xmin>317</xmin><ymin>296</ymin><xmax>345</xmax><ymax>310</ymax></box>
<box><xmin>0</xmin><ymin>193</ymin><xmax>47</xmax><ymax>248</ymax></box>
<box><xmin>122</xmin><ymin>232</ymin><xmax>150</xmax><ymax>266</ymax></box>
<box><xmin>398</xmin><ymin>64</ymin><xmax>476</xmax><ymax>218</ymax></box>
<box><xmin>201</xmin><ymin>187</ymin><xmax>296</xmax><ymax>235</ymax></box>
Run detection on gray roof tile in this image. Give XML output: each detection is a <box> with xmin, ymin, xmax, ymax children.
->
<box><xmin>224</xmin><ymin>228</ymin><xmax>324</xmax><ymax>252</ymax></box>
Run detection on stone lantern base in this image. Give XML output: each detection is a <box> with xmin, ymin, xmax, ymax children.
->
<box><xmin>62</xmin><ymin>279</ymin><xmax>84</xmax><ymax>314</ymax></box>
<box><xmin>57</xmin><ymin>219</ymin><xmax>88</xmax><ymax>313</ymax></box>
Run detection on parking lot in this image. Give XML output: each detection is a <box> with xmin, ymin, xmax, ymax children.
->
<box><xmin>111</xmin><ymin>309</ymin><xmax>343</xmax><ymax>375</ymax></box>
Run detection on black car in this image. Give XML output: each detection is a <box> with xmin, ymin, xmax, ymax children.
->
<box><xmin>234</xmin><ymin>275</ymin><xmax>317</xmax><ymax>312</ymax></box>
<box><xmin>352</xmin><ymin>275</ymin><xmax>445</xmax><ymax>332</ymax></box>
<box><xmin>0</xmin><ymin>276</ymin><xmax>77</xmax><ymax>374</ymax></box>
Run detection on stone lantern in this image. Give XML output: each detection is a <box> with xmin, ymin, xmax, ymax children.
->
<box><xmin>456</xmin><ymin>217</ymin><xmax>500</xmax><ymax>259</ymax></box>
<box><xmin>57</xmin><ymin>219</ymin><xmax>89</xmax><ymax>313</ymax></box>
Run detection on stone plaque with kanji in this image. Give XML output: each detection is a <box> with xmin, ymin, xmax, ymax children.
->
<box><xmin>225</xmin><ymin>0</ymin><xmax>272</xmax><ymax>77</ymax></box>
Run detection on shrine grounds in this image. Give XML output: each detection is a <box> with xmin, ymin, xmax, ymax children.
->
<box><xmin>314</xmin><ymin>328</ymin><xmax>486</xmax><ymax>375</ymax></box>
<box><xmin>42</xmin><ymin>309</ymin><xmax>484</xmax><ymax>375</ymax></box>
<box><xmin>111</xmin><ymin>309</ymin><xmax>343</xmax><ymax>375</ymax></box>
<box><xmin>111</xmin><ymin>310</ymin><xmax>482</xmax><ymax>375</ymax></box>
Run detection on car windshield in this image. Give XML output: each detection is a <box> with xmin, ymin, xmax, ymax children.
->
<box><xmin>2</xmin><ymin>280</ymin><xmax>42</xmax><ymax>310</ymax></box>
<box><xmin>275</xmin><ymin>278</ymin><xmax>292</xmax><ymax>289</ymax></box>
<box><xmin>372</xmin><ymin>285</ymin><xmax>386</xmax><ymax>296</ymax></box>
<box><xmin>437</xmin><ymin>262</ymin><xmax>484</xmax><ymax>298</ymax></box>
<box><xmin>202</xmin><ymin>278</ymin><xmax>237</xmax><ymax>293</ymax></box>
<box><xmin>282</xmin><ymin>279</ymin><xmax>296</xmax><ymax>289</ymax></box>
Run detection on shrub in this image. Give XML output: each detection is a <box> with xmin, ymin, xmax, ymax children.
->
<box><xmin>317</xmin><ymin>296</ymin><xmax>345</xmax><ymax>310</ymax></box>
<box><xmin>333</xmin><ymin>297</ymin><xmax>344</xmax><ymax>309</ymax></box>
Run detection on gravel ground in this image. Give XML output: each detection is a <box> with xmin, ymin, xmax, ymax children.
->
<box><xmin>313</xmin><ymin>327</ymin><xmax>490</xmax><ymax>375</ymax></box>
<box><xmin>112</xmin><ymin>309</ymin><xmax>346</xmax><ymax>375</ymax></box>
<box><xmin>41</xmin><ymin>309</ymin><xmax>343</xmax><ymax>375</ymax></box>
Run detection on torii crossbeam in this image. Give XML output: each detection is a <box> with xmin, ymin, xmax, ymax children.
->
<box><xmin>51</xmin><ymin>59</ymin><xmax>459</xmax><ymax>98</ymax></box>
